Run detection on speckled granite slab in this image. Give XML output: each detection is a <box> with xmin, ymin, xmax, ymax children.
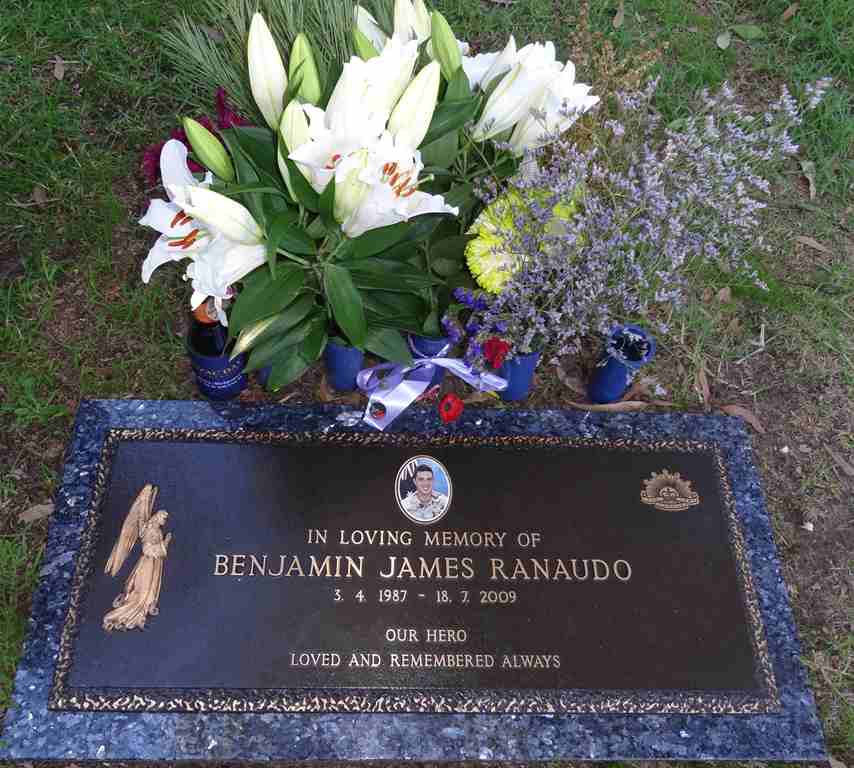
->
<box><xmin>0</xmin><ymin>400</ymin><xmax>826</xmax><ymax>762</ymax></box>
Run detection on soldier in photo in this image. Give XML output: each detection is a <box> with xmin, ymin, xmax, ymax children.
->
<box><xmin>401</xmin><ymin>464</ymin><xmax>449</xmax><ymax>522</ymax></box>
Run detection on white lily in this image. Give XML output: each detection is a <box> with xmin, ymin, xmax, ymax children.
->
<box><xmin>139</xmin><ymin>141</ymin><xmax>265</xmax><ymax>324</ymax></box>
<box><xmin>469</xmin><ymin>41</ymin><xmax>562</xmax><ymax>140</ymax></box>
<box><xmin>277</xmin><ymin>100</ymin><xmax>312</xmax><ymax>195</ymax></box>
<box><xmin>508</xmin><ymin>61</ymin><xmax>600</xmax><ymax>155</ymax></box>
<box><xmin>248</xmin><ymin>13</ymin><xmax>288</xmax><ymax>131</ymax></box>
<box><xmin>354</xmin><ymin>6</ymin><xmax>388</xmax><ymax>52</ymax></box>
<box><xmin>338</xmin><ymin>134</ymin><xmax>459</xmax><ymax>238</ymax></box>
<box><xmin>461</xmin><ymin>35</ymin><xmax>517</xmax><ymax>91</ymax></box>
<box><xmin>388</xmin><ymin>61</ymin><xmax>441</xmax><ymax>149</ymax></box>
<box><xmin>168</xmin><ymin>185</ymin><xmax>264</xmax><ymax>245</ymax></box>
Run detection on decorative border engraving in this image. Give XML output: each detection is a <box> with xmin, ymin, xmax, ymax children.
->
<box><xmin>49</xmin><ymin>429</ymin><xmax>780</xmax><ymax>714</ymax></box>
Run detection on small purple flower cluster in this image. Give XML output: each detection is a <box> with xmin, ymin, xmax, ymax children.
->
<box><xmin>462</xmin><ymin>77</ymin><xmax>830</xmax><ymax>366</ymax></box>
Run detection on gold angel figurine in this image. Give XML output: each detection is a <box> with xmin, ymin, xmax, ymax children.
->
<box><xmin>102</xmin><ymin>484</ymin><xmax>172</xmax><ymax>632</ymax></box>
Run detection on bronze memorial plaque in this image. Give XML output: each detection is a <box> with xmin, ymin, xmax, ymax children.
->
<box><xmin>50</xmin><ymin>429</ymin><xmax>778</xmax><ymax>714</ymax></box>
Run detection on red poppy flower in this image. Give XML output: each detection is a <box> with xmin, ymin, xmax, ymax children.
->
<box><xmin>438</xmin><ymin>393</ymin><xmax>464</xmax><ymax>423</ymax></box>
<box><xmin>483</xmin><ymin>337</ymin><xmax>511</xmax><ymax>369</ymax></box>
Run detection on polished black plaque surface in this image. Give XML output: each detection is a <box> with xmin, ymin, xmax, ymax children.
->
<box><xmin>52</xmin><ymin>430</ymin><xmax>777</xmax><ymax>713</ymax></box>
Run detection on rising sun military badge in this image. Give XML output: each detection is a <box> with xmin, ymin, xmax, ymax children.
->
<box><xmin>640</xmin><ymin>470</ymin><xmax>700</xmax><ymax>512</ymax></box>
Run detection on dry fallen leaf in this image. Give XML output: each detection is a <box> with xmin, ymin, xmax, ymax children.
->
<box><xmin>701</xmin><ymin>287</ymin><xmax>714</xmax><ymax>303</ymax></box>
<box><xmin>829</xmin><ymin>756</ymin><xmax>848</xmax><ymax>768</ymax></box>
<box><xmin>795</xmin><ymin>235</ymin><xmax>830</xmax><ymax>253</ymax></box>
<box><xmin>612</xmin><ymin>0</ymin><xmax>625</xmax><ymax>28</ymax></box>
<box><xmin>317</xmin><ymin>374</ymin><xmax>362</xmax><ymax>405</ymax></box>
<box><xmin>719</xmin><ymin>404</ymin><xmax>766</xmax><ymax>434</ymax></box>
<box><xmin>800</xmin><ymin>159</ymin><xmax>817</xmax><ymax>200</ymax></box>
<box><xmin>782</xmin><ymin>2</ymin><xmax>799</xmax><ymax>21</ymax></box>
<box><xmin>555</xmin><ymin>366</ymin><xmax>588</xmax><ymax>396</ymax></box>
<box><xmin>568</xmin><ymin>400</ymin><xmax>649</xmax><ymax>412</ymax></box>
<box><xmin>716</xmin><ymin>31</ymin><xmax>731</xmax><ymax>49</ymax></box>
<box><xmin>462</xmin><ymin>390</ymin><xmax>498</xmax><ymax>404</ymax></box>
<box><xmin>717</xmin><ymin>286</ymin><xmax>732</xmax><ymax>303</ymax></box>
<box><xmin>31</xmin><ymin>185</ymin><xmax>48</xmax><ymax>205</ymax></box>
<box><xmin>826</xmin><ymin>447</ymin><xmax>854</xmax><ymax>478</ymax></box>
<box><xmin>694</xmin><ymin>366</ymin><xmax>711</xmax><ymax>410</ymax></box>
<box><xmin>726</xmin><ymin>316</ymin><xmax>742</xmax><ymax>334</ymax></box>
<box><xmin>19</xmin><ymin>502</ymin><xmax>54</xmax><ymax>524</ymax></box>
<box><xmin>52</xmin><ymin>56</ymin><xmax>65</xmax><ymax>81</ymax></box>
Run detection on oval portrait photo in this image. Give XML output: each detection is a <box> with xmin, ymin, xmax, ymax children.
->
<box><xmin>395</xmin><ymin>456</ymin><xmax>452</xmax><ymax>525</ymax></box>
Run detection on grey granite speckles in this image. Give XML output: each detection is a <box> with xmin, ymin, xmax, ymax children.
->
<box><xmin>0</xmin><ymin>400</ymin><xmax>827</xmax><ymax>762</ymax></box>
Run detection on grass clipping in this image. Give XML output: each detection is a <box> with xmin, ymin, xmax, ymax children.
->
<box><xmin>161</xmin><ymin>0</ymin><xmax>394</xmax><ymax>122</ymax></box>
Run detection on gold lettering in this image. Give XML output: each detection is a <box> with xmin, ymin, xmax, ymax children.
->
<box><xmin>614</xmin><ymin>559</ymin><xmax>632</xmax><ymax>581</ymax></box>
<box><xmin>553</xmin><ymin>559</ymin><xmax>571</xmax><ymax>580</ymax></box>
<box><xmin>308</xmin><ymin>556</ymin><xmax>333</xmax><ymax>577</ymax></box>
<box><xmin>231</xmin><ymin>554</ymin><xmax>246</xmax><ymax>576</ymax></box>
<box><xmin>490</xmin><ymin>558</ymin><xmax>508</xmax><ymax>581</ymax></box>
<box><xmin>285</xmin><ymin>556</ymin><xmax>305</xmax><ymax>577</ymax></box>
<box><xmin>592</xmin><ymin>559</ymin><xmax>610</xmax><ymax>580</ymax></box>
<box><xmin>461</xmin><ymin>557</ymin><xmax>475</xmax><ymax>580</ymax></box>
<box><xmin>424</xmin><ymin>531</ymin><xmax>440</xmax><ymax>546</ymax></box>
<box><xmin>531</xmin><ymin>559</ymin><xmax>551</xmax><ymax>581</ymax></box>
<box><xmin>379</xmin><ymin>556</ymin><xmax>397</xmax><ymax>579</ymax></box>
<box><xmin>345</xmin><ymin>555</ymin><xmax>364</xmax><ymax>578</ymax></box>
<box><xmin>213</xmin><ymin>554</ymin><xmax>229</xmax><ymax>576</ymax></box>
<box><xmin>268</xmin><ymin>555</ymin><xmax>286</xmax><ymax>577</ymax></box>
<box><xmin>248</xmin><ymin>555</ymin><xmax>267</xmax><ymax>576</ymax></box>
<box><xmin>571</xmin><ymin>558</ymin><xmax>589</xmax><ymax>581</ymax></box>
<box><xmin>511</xmin><ymin>559</ymin><xmax>531</xmax><ymax>580</ymax></box>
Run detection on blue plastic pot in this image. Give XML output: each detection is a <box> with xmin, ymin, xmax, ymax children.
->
<box><xmin>498</xmin><ymin>350</ymin><xmax>542</xmax><ymax>402</ymax></box>
<box><xmin>324</xmin><ymin>340</ymin><xmax>365</xmax><ymax>392</ymax></box>
<box><xmin>409</xmin><ymin>334</ymin><xmax>451</xmax><ymax>387</ymax></box>
<box><xmin>588</xmin><ymin>324</ymin><xmax>657</xmax><ymax>404</ymax></box>
<box><xmin>257</xmin><ymin>366</ymin><xmax>272</xmax><ymax>389</ymax></box>
<box><xmin>187</xmin><ymin>339</ymin><xmax>248</xmax><ymax>401</ymax></box>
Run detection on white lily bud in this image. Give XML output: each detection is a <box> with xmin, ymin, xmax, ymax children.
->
<box><xmin>169</xmin><ymin>185</ymin><xmax>263</xmax><ymax>245</ymax></box>
<box><xmin>430</xmin><ymin>11</ymin><xmax>462</xmax><ymax>81</ymax></box>
<box><xmin>388</xmin><ymin>61</ymin><xmax>441</xmax><ymax>149</ymax></box>
<box><xmin>289</xmin><ymin>33</ymin><xmax>322</xmax><ymax>105</ymax></box>
<box><xmin>182</xmin><ymin>118</ymin><xmax>235</xmax><ymax>181</ymax></box>
<box><xmin>277</xmin><ymin>101</ymin><xmax>311</xmax><ymax>197</ymax></box>
<box><xmin>354</xmin><ymin>6</ymin><xmax>388</xmax><ymax>53</ymax></box>
<box><xmin>412</xmin><ymin>0</ymin><xmax>432</xmax><ymax>41</ymax></box>
<box><xmin>248</xmin><ymin>13</ymin><xmax>288</xmax><ymax>131</ymax></box>
<box><xmin>394</xmin><ymin>0</ymin><xmax>418</xmax><ymax>41</ymax></box>
<box><xmin>480</xmin><ymin>35</ymin><xmax>517</xmax><ymax>91</ymax></box>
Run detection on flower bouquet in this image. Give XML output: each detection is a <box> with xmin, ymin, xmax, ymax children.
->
<box><xmin>139</xmin><ymin>0</ymin><xmax>599</xmax><ymax>392</ymax></box>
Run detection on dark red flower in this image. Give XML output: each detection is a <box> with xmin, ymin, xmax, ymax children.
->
<box><xmin>438</xmin><ymin>393</ymin><xmax>464</xmax><ymax>424</ymax></box>
<box><xmin>141</xmin><ymin>139</ymin><xmax>166</xmax><ymax>187</ymax></box>
<box><xmin>483</xmin><ymin>337</ymin><xmax>511</xmax><ymax>369</ymax></box>
<box><xmin>216</xmin><ymin>88</ymin><xmax>250</xmax><ymax>129</ymax></box>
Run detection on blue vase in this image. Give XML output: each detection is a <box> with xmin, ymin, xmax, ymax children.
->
<box><xmin>187</xmin><ymin>340</ymin><xmax>248</xmax><ymax>401</ymax></box>
<box><xmin>588</xmin><ymin>324</ymin><xmax>657</xmax><ymax>404</ymax></box>
<box><xmin>498</xmin><ymin>350</ymin><xmax>541</xmax><ymax>402</ymax></box>
<box><xmin>409</xmin><ymin>334</ymin><xmax>451</xmax><ymax>387</ymax></box>
<box><xmin>324</xmin><ymin>340</ymin><xmax>365</xmax><ymax>392</ymax></box>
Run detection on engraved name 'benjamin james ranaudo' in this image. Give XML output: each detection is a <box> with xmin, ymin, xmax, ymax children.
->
<box><xmin>212</xmin><ymin>528</ymin><xmax>634</xmax><ymax>582</ymax></box>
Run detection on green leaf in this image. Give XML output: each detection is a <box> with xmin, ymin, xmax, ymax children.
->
<box><xmin>443</xmin><ymin>183</ymin><xmax>476</xmax><ymax>213</ymax></box>
<box><xmin>217</xmin><ymin>131</ymin><xmax>264</xmax><ymax>226</ymax></box>
<box><xmin>228</xmin><ymin>265</ymin><xmax>305</xmax><ymax>336</ymax></box>
<box><xmin>422</xmin><ymin>309</ymin><xmax>440</xmax><ymax>336</ymax></box>
<box><xmin>362</xmin><ymin>290</ymin><xmax>427</xmax><ymax>318</ymax></box>
<box><xmin>732</xmin><ymin>23</ymin><xmax>764</xmax><ymax>40</ymax></box>
<box><xmin>348</xmin><ymin>260</ymin><xmax>440</xmax><ymax>291</ymax></box>
<box><xmin>218</xmin><ymin>182</ymin><xmax>290</xmax><ymax>197</ymax></box>
<box><xmin>430</xmin><ymin>235</ymin><xmax>474</xmax><ymax>261</ymax></box>
<box><xmin>324</xmin><ymin>263</ymin><xmax>367</xmax><ymax>347</ymax></box>
<box><xmin>266</xmin><ymin>213</ymin><xmax>316</xmax><ymax>257</ymax></box>
<box><xmin>283</xmin><ymin>156</ymin><xmax>320</xmax><ymax>211</ymax></box>
<box><xmin>266</xmin><ymin>348</ymin><xmax>312</xmax><ymax>390</ymax></box>
<box><xmin>232</xmin><ymin>294</ymin><xmax>317</xmax><ymax>356</ymax></box>
<box><xmin>300</xmin><ymin>316</ymin><xmax>328</xmax><ymax>362</ymax></box>
<box><xmin>226</xmin><ymin>126</ymin><xmax>277</xmax><ymax>172</ymax></box>
<box><xmin>421</xmin><ymin>96</ymin><xmax>481</xmax><ymax>147</ymax></box>
<box><xmin>445</xmin><ymin>66</ymin><xmax>472</xmax><ymax>101</ymax></box>
<box><xmin>245</xmin><ymin>315</ymin><xmax>316</xmax><ymax>372</ymax></box>
<box><xmin>305</xmin><ymin>216</ymin><xmax>327</xmax><ymax>239</ymax></box>
<box><xmin>420</xmin><ymin>129</ymin><xmax>458</xmax><ymax>168</ymax></box>
<box><xmin>319</xmin><ymin>175</ymin><xmax>336</xmax><ymax>229</ymax></box>
<box><xmin>431</xmin><ymin>257</ymin><xmax>462</xmax><ymax>277</ymax></box>
<box><xmin>365</xmin><ymin>327</ymin><xmax>412</xmax><ymax>364</ymax></box>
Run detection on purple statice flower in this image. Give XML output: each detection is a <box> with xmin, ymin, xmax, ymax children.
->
<box><xmin>461</xmin><ymin>78</ymin><xmax>829</xmax><ymax>367</ymax></box>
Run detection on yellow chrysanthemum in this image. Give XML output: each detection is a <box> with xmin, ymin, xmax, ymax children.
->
<box><xmin>465</xmin><ymin>186</ymin><xmax>583</xmax><ymax>294</ymax></box>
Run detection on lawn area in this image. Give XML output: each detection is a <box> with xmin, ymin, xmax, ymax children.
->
<box><xmin>1</xmin><ymin>0</ymin><xmax>852</xmax><ymax>761</ymax></box>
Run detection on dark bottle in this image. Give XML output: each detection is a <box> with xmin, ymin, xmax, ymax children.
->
<box><xmin>188</xmin><ymin>298</ymin><xmax>229</xmax><ymax>357</ymax></box>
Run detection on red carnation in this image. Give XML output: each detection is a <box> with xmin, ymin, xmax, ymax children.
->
<box><xmin>483</xmin><ymin>337</ymin><xmax>511</xmax><ymax>369</ymax></box>
<box><xmin>438</xmin><ymin>393</ymin><xmax>464</xmax><ymax>424</ymax></box>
